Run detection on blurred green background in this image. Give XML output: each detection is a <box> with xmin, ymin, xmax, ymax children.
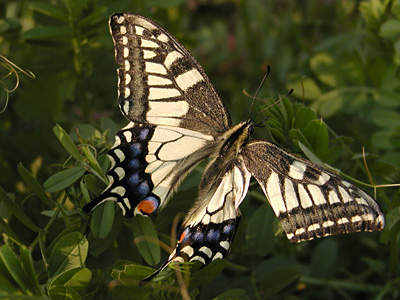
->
<box><xmin>0</xmin><ymin>0</ymin><xmax>399</xmax><ymax>299</ymax></box>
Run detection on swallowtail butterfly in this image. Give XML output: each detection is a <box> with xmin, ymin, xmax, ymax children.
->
<box><xmin>83</xmin><ymin>13</ymin><xmax>385</xmax><ymax>281</ymax></box>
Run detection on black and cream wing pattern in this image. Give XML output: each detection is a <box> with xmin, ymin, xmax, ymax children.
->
<box><xmin>83</xmin><ymin>12</ymin><xmax>385</xmax><ymax>280</ymax></box>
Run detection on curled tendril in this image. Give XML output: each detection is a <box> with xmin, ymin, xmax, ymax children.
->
<box><xmin>0</xmin><ymin>54</ymin><xmax>35</xmax><ymax>113</ymax></box>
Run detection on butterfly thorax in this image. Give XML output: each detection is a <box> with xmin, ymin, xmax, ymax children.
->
<box><xmin>217</xmin><ymin>120</ymin><xmax>254</xmax><ymax>159</ymax></box>
<box><xmin>196</xmin><ymin>120</ymin><xmax>253</xmax><ymax>196</ymax></box>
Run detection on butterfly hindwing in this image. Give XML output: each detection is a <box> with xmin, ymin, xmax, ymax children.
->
<box><xmin>243</xmin><ymin>140</ymin><xmax>385</xmax><ymax>243</ymax></box>
<box><xmin>142</xmin><ymin>157</ymin><xmax>251</xmax><ymax>282</ymax></box>
<box><xmin>83</xmin><ymin>121</ymin><xmax>218</xmax><ymax>216</ymax></box>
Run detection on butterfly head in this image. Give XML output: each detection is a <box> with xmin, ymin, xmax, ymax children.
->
<box><xmin>218</xmin><ymin>120</ymin><xmax>254</xmax><ymax>158</ymax></box>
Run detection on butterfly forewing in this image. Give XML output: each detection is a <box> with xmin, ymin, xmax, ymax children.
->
<box><xmin>109</xmin><ymin>13</ymin><xmax>231</xmax><ymax>135</ymax></box>
<box><xmin>243</xmin><ymin>140</ymin><xmax>385</xmax><ymax>243</ymax></box>
<box><xmin>84</xmin><ymin>13</ymin><xmax>236</xmax><ymax>216</ymax></box>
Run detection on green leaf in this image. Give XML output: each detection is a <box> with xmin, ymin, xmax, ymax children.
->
<box><xmin>258</xmin><ymin>267</ymin><xmax>300</xmax><ymax>296</ymax></box>
<box><xmin>122</xmin><ymin>264</ymin><xmax>155</xmax><ymax>281</ymax></box>
<box><xmin>81</xmin><ymin>145</ymin><xmax>107</xmax><ymax>182</ymax></box>
<box><xmin>0</xmin><ymin>244</ymin><xmax>31</xmax><ymax>293</ymax></box>
<box><xmin>302</xmin><ymin>119</ymin><xmax>329</xmax><ymax>158</ymax></box>
<box><xmin>18</xmin><ymin>163</ymin><xmax>54</xmax><ymax>207</ymax></box>
<box><xmin>253</xmin><ymin>256</ymin><xmax>300</xmax><ymax>282</ymax></box>
<box><xmin>317</xmin><ymin>89</ymin><xmax>345</xmax><ymax>117</ymax></box>
<box><xmin>310</xmin><ymin>52</ymin><xmax>340</xmax><ymax>87</ymax></box>
<box><xmin>88</xmin><ymin>212</ymin><xmax>124</xmax><ymax>257</ymax></box>
<box><xmin>144</xmin><ymin>0</ymin><xmax>185</xmax><ymax>8</ymax></box>
<box><xmin>48</xmin><ymin>232</ymin><xmax>88</xmax><ymax>278</ymax></box>
<box><xmin>392</xmin><ymin>0</ymin><xmax>400</xmax><ymax>19</ymax></box>
<box><xmin>19</xmin><ymin>246</ymin><xmax>42</xmax><ymax>295</ymax></box>
<box><xmin>394</xmin><ymin>40</ymin><xmax>400</xmax><ymax>66</ymax></box>
<box><xmin>53</xmin><ymin>124</ymin><xmax>83</xmax><ymax>162</ymax></box>
<box><xmin>76</xmin><ymin>7</ymin><xmax>107</xmax><ymax>29</ymax></box>
<box><xmin>110</xmin><ymin>263</ymin><xmax>154</xmax><ymax>298</ymax></box>
<box><xmin>360</xmin><ymin>257</ymin><xmax>386</xmax><ymax>277</ymax></box>
<box><xmin>371</xmin><ymin>129</ymin><xmax>397</xmax><ymax>150</ymax></box>
<box><xmin>293</xmin><ymin>107</ymin><xmax>318</xmax><ymax>131</ymax></box>
<box><xmin>245</xmin><ymin>204</ymin><xmax>275</xmax><ymax>257</ymax></box>
<box><xmin>190</xmin><ymin>259</ymin><xmax>227</xmax><ymax>288</ymax></box>
<box><xmin>70</xmin><ymin>124</ymin><xmax>101</xmax><ymax>141</ymax></box>
<box><xmin>46</xmin><ymin>224</ymin><xmax>81</xmax><ymax>258</ymax></box>
<box><xmin>371</xmin><ymin>109</ymin><xmax>400</xmax><ymax>128</ymax></box>
<box><xmin>50</xmin><ymin>267</ymin><xmax>92</xmax><ymax>291</ymax></box>
<box><xmin>132</xmin><ymin>216</ymin><xmax>160</xmax><ymax>266</ymax></box>
<box><xmin>80</xmin><ymin>180</ymin><xmax>90</xmax><ymax>206</ymax></box>
<box><xmin>109</xmin><ymin>285</ymin><xmax>153</xmax><ymax>300</ymax></box>
<box><xmin>310</xmin><ymin>239</ymin><xmax>338</xmax><ymax>277</ymax></box>
<box><xmin>48</xmin><ymin>285</ymin><xmax>81</xmax><ymax>300</ymax></box>
<box><xmin>0</xmin><ymin>271</ymin><xmax>19</xmax><ymax>293</ymax></box>
<box><xmin>0</xmin><ymin>186</ymin><xmax>41</xmax><ymax>232</ymax></box>
<box><xmin>0</xmin><ymin>217</ymin><xmax>23</xmax><ymax>244</ymax></box>
<box><xmin>43</xmin><ymin>166</ymin><xmax>86</xmax><ymax>193</ymax></box>
<box><xmin>298</xmin><ymin>141</ymin><xmax>325</xmax><ymax>166</ymax></box>
<box><xmin>22</xmin><ymin>26</ymin><xmax>71</xmax><ymax>41</ymax></box>
<box><xmin>380</xmin><ymin>19</ymin><xmax>400</xmax><ymax>38</ymax></box>
<box><xmin>289</xmin><ymin>129</ymin><xmax>313</xmax><ymax>153</ymax></box>
<box><xmin>287</xmin><ymin>77</ymin><xmax>321</xmax><ymax>100</ymax></box>
<box><xmin>359</xmin><ymin>0</ymin><xmax>386</xmax><ymax>31</ymax></box>
<box><xmin>373</xmin><ymin>90</ymin><xmax>400</xmax><ymax>108</ymax></box>
<box><xmin>29</xmin><ymin>2</ymin><xmax>68</xmax><ymax>21</ymax></box>
<box><xmin>214</xmin><ymin>288</ymin><xmax>248</xmax><ymax>300</ymax></box>
<box><xmin>91</xmin><ymin>201</ymin><xmax>115</xmax><ymax>239</ymax></box>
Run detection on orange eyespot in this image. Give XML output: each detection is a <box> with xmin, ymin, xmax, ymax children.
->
<box><xmin>179</xmin><ymin>230</ymin><xmax>187</xmax><ymax>243</ymax></box>
<box><xmin>137</xmin><ymin>199</ymin><xmax>157</xmax><ymax>215</ymax></box>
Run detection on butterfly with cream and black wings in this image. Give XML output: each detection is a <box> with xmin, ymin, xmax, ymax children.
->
<box><xmin>83</xmin><ymin>12</ymin><xmax>385</xmax><ymax>281</ymax></box>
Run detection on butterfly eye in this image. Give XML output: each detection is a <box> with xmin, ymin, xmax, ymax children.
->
<box><xmin>248</xmin><ymin>124</ymin><xmax>254</xmax><ymax>135</ymax></box>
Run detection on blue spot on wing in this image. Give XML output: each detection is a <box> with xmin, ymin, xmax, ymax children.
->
<box><xmin>223</xmin><ymin>224</ymin><xmax>234</xmax><ymax>235</ymax></box>
<box><xmin>128</xmin><ymin>173</ymin><xmax>140</xmax><ymax>186</ymax></box>
<box><xmin>139</xmin><ymin>128</ymin><xmax>150</xmax><ymax>140</ymax></box>
<box><xmin>128</xmin><ymin>159</ymin><xmax>140</xmax><ymax>169</ymax></box>
<box><xmin>192</xmin><ymin>231</ymin><xmax>204</xmax><ymax>242</ymax></box>
<box><xmin>130</xmin><ymin>143</ymin><xmax>141</xmax><ymax>157</ymax></box>
<box><xmin>138</xmin><ymin>182</ymin><xmax>150</xmax><ymax>196</ymax></box>
<box><xmin>206</xmin><ymin>229</ymin><xmax>220</xmax><ymax>242</ymax></box>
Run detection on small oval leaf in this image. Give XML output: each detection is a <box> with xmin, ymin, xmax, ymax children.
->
<box><xmin>132</xmin><ymin>216</ymin><xmax>160</xmax><ymax>266</ymax></box>
<box><xmin>53</xmin><ymin>124</ymin><xmax>82</xmax><ymax>162</ymax></box>
<box><xmin>50</xmin><ymin>267</ymin><xmax>92</xmax><ymax>291</ymax></box>
<box><xmin>44</xmin><ymin>167</ymin><xmax>86</xmax><ymax>193</ymax></box>
<box><xmin>91</xmin><ymin>201</ymin><xmax>115</xmax><ymax>239</ymax></box>
<box><xmin>48</xmin><ymin>232</ymin><xmax>88</xmax><ymax>278</ymax></box>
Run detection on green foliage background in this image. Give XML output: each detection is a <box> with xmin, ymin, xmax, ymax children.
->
<box><xmin>0</xmin><ymin>0</ymin><xmax>399</xmax><ymax>299</ymax></box>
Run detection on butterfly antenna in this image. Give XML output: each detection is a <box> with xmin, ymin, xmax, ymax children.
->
<box><xmin>248</xmin><ymin>65</ymin><xmax>271</xmax><ymax>119</ymax></box>
<box><xmin>252</xmin><ymin>88</ymin><xmax>294</xmax><ymax>120</ymax></box>
<box><xmin>254</xmin><ymin>116</ymin><xmax>269</xmax><ymax>128</ymax></box>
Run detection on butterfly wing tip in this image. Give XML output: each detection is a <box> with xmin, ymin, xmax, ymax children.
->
<box><xmin>139</xmin><ymin>269</ymin><xmax>162</xmax><ymax>286</ymax></box>
<box><xmin>82</xmin><ymin>203</ymin><xmax>94</xmax><ymax>214</ymax></box>
<box><xmin>138</xmin><ymin>278</ymin><xmax>150</xmax><ymax>287</ymax></box>
<box><xmin>82</xmin><ymin>195</ymin><xmax>105</xmax><ymax>214</ymax></box>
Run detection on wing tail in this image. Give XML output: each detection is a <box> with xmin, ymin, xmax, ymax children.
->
<box><xmin>141</xmin><ymin>157</ymin><xmax>250</xmax><ymax>282</ymax></box>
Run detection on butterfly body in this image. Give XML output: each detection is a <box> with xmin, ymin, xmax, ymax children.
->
<box><xmin>83</xmin><ymin>12</ymin><xmax>385</xmax><ymax>280</ymax></box>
